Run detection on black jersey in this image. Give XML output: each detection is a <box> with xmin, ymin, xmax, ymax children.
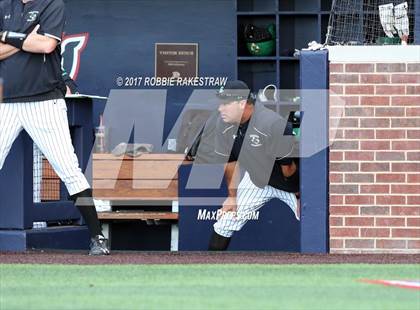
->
<box><xmin>215</xmin><ymin>103</ymin><xmax>299</xmax><ymax>192</ymax></box>
<box><xmin>0</xmin><ymin>0</ymin><xmax>66</xmax><ymax>102</ymax></box>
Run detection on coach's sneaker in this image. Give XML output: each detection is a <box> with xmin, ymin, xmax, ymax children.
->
<box><xmin>89</xmin><ymin>235</ymin><xmax>110</xmax><ymax>255</ymax></box>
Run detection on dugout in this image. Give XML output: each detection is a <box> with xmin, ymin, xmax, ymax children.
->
<box><xmin>0</xmin><ymin>0</ymin><xmax>418</xmax><ymax>253</ymax></box>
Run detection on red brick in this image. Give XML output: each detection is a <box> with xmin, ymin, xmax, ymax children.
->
<box><xmin>391</xmin><ymin>185</ymin><xmax>420</xmax><ymax>194</ymax></box>
<box><xmin>376</xmin><ymin>173</ymin><xmax>405</xmax><ymax>183</ymax></box>
<box><xmin>330</xmin><ymin>162</ymin><xmax>359</xmax><ymax>172</ymax></box>
<box><xmin>407</xmin><ymin>64</ymin><xmax>420</xmax><ymax>72</ymax></box>
<box><xmin>392</xmin><ymin>228</ymin><xmax>420</xmax><ymax>238</ymax></box>
<box><xmin>407</xmin><ymin>174</ymin><xmax>420</xmax><ymax>183</ymax></box>
<box><xmin>375</xmin><ymin>130</ymin><xmax>406</xmax><ymax>140</ymax></box>
<box><xmin>330</xmin><ymin>85</ymin><xmax>343</xmax><ymax>95</ymax></box>
<box><xmin>376</xmin><ymin>217</ymin><xmax>406</xmax><ymax>227</ymax></box>
<box><xmin>360</xmin><ymin>118</ymin><xmax>390</xmax><ymax>128</ymax></box>
<box><xmin>407</xmin><ymin>196</ymin><xmax>420</xmax><ymax>205</ymax></box>
<box><xmin>375</xmin><ymin>107</ymin><xmax>405</xmax><ymax>117</ymax></box>
<box><xmin>376</xmin><ymin>85</ymin><xmax>405</xmax><ymax>95</ymax></box>
<box><xmin>406</xmin><ymin>108</ymin><xmax>420</xmax><ymax>117</ymax></box>
<box><xmin>392</xmin><ymin>96</ymin><xmax>420</xmax><ymax>106</ymax></box>
<box><xmin>330</xmin><ymin>64</ymin><xmax>344</xmax><ymax>73</ymax></box>
<box><xmin>330</xmin><ymin>195</ymin><xmax>343</xmax><ymax>205</ymax></box>
<box><xmin>360</xmin><ymin>206</ymin><xmax>389</xmax><ymax>216</ymax></box>
<box><xmin>361</xmin><ymin>228</ymin><xmax>390</xmax><ymax>237</ymax></box>
<box><xmin>345</xmin><ymin>217</ymin><xmax>374</xmax><ymax>226</ymax></box>
<box><xmin>392</xmin><ymin>206</ymin><xmax>420</xmax><ymax>216</ymax></box>
<box><xmin>330</xmin><ymin>95</ymin><xmax>358</xmax><ymax>107</ymax></box>
<box><xmin>346</xmin><ymin>85</ymin><xmax>374</xmax><ymax>95</ymax></box>
<box><xmin>342</xmin><ymin>96</ymin><xmax>360</xmax><ymax>105</ymax></box>
<box><xmin>407</xmin><ymin>152</ymin><xmax>420</xmax><ymax>161</ymax></box>
<box><xmin>345</xmin><ymin>174</ymin><xmax>374</xmax><ymax>183</ymax></box>
<box><xmin>377</xmin><ymin>239</ymin><xmax>406</xmax><ymax>249</ymax></box>
<box><xmin>392</xmin><ymin>141</ymin><xmax>420</xmax><ymax>150</ymax></box>
<box><xmin>407</xmin><ymin>218</ymin><xmax>420</xmax><ymax>227</ymax></box>
<box><xmin>345</xmin><ymin>239</ymin><xmax>374</xmax><ymax>248</ymax></box>
<box><xmin>331</xmin><ymin>140</ymin><xmax>359</xmax><ymax>150</ymax></box>
<box><xmin>330</xmin><ymin>173</ymin><xmax>343</xmax><ymax>183</ymax></box>
<box><xmin>361</xmin><ymin>74</ymin><xmax>390</xmax><ymax>84</ymax></box>
<box><xmin>345</xmin><ymin>196</ymin><xmax>374</xmax><ymax>205</ymax></box>
<box><xmin>331</xmin><ymin>74</ymin><xmax>359</xmax><ymax>84</ymax></box>
<box><xmin>330</xmin><ymin>184</ymin><xmax>359</xmax><ymax>194</ymax></box>
<box><xmin>330</xmin><ymin>107</ymin><xmax>345</xmax><ymax>117</ymax></box>
<box><xmin>375</xmin><ymin>152</ymin><xmax>405</xmax><ymax>161</ymax></box>
<box><xmin>345</xmin><ymin>151</ymin><xmax>374</xmax><ymax>161</ymax></box>
<box><xmin>392</xmin><ymin>119</ymin><xmax>420</xmax><ymax>128</ymax></box>
<box><xmin>330</xmin><ymin>227</ymin><xmax>359</xmax><ymax>237</ymax></box>
<box><xmin>391</xmin><ymin>74</ymin><xmax>420</xmax><ymax>84</ymax></box>
<box><xmin>361</xmin><ymin>162</ymin><xmax>389</xmax><ymax>172</ymax></box>
<box><xmin>406</xmin><ymin>85</ymin><xmax>420</xmax><ymax>95</ymax></box>
<box><xmin>329</xmin><ymin>129</ymin><xmax>344</xmax><ymax>140</ymax></box>
<box><xmin>360</xmin><ymin>141</ymin><xmax>390</xmax><ymax>150</ymax></box>
<box><xmin>330</xmin><ymin>216</ymin><xmax>343</xmax><ymax>226</ymax></box>
<box><xmin>335</xmin><ymin>118</ymin><xmax>359</xmax><ymax>128</ymax></box>
<box><xmin>407</xmin><ymin>130</ymin><xmax>420</xmax><ymax>139</ymax></box>
<box><xmin>376</xmin><ymin>195</ymin><xmax>406</xmax><ymax>205</ymax></box>
<box><xmin>408</xmin><ymin>240</ymin><xmax>420</xmax><ymax>249</ymax></box>
<box><xmin>330</xmin><ymin>239</ymin><xmax>344</xmax><ymax>248</ymax></box>
<box><xmin>392</xmin><ymin>163</ymin><xmax>420</xmax><ymax>172</ymax></box>
<box><xmin>345</xmin><ymin>107</ymin><xmax>374</xmax><ymax>117</ymax></box>
<box><xmin>330</xmin><ymin>151</ymin><xmax>343</xmax><ymax>161</ymax></box>
<box><xmin>330</xmin><ymin>205</ymin><xmax>359</xmax><ymax>215</ymax></box>
<box><xmin>361</xmin><ymin>185</ymin><xmax>389</xmax><ymax>194</ymax></box>
<box><xmin>346</xmin><ymin>64</ymin><xmax>374</xmax><ymax>72</ymax></box>
<box><xmin>360</xmin><ymin>96</ymin><xmax>390</xmax><ymax>106</ymax></box>
<box><xmin>376</xmin><ymin>63</ymin><xmax>406</xmax><ymax>72</ymax></box>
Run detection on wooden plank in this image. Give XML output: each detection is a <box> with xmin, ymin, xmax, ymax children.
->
<box><xmin>97</xmin><ymin>211</ymin><xmax>179</xmax><ymax>220</ymax></box>
<box><xmin>93</xmin><ymin>153</ymin><xmax>186</xmax><ymax>161</ymax></box>
<box><xmin>93</xmin><ymin>179</ymin><xmax>178</xmax><ymax>200</ymax></box>
<box><xmin>93</xmin><ymin>160</ymin><xmax>180</xmax><ymax>180</ymax></box>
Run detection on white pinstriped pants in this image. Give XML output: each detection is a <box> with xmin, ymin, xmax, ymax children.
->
<box><xmin>0</xmin><ymin>99</ymin><xmax>90</xmax><ymax>196</ymax></box>
<box><xmin>214</xmin><ymin>172</ymin><xmax>299</xmax><ymax>238</ymax></box>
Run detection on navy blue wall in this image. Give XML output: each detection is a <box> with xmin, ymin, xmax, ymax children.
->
<box><xmin>415</xmin><ymin>0</ymin><xmax>420</xmax><ymax>44</ymax></box>
<box><xmin>63</xmin><ymin>0</ymin><xmax>236</xmax><ymax>134</ymax></box>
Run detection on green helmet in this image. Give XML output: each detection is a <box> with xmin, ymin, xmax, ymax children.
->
<box><xmin>244</xmin><ymin>24</ymin><xmax>276</xmax><ymax>56</ymax></box>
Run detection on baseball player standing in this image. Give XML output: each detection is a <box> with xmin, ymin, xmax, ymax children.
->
<box><xmin>0</xmin><ymin>0</ymin><xmax>109</xmax><ymax>255</ymax></box>
<box><xmin>208</xmin><ymin>80</ymin><xmax>300</xmax><ymax>251</ymax></box>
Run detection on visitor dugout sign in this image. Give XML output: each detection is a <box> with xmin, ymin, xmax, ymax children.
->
<box><xmin>155</xmin><ymin>43</ymin><xmax>198</xmax><ymax>78</ymax></box>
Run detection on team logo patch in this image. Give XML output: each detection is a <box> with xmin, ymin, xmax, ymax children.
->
<box><xmin>61</xmin><ymin>33</ymin><xmax>89</xmax><ymax>80</ymax></box>
<box><xmin>26</xmin><ymin>11</ymin><xmax>39</xmax><ymax>22</ymax></box>
<box><xmin>249</xmin><ymin>134</ymin><xmax>262</xmax><ymax>147</ymax></box>
<box><xmin>4</xmin><ymin>14</ymin><xmax>11</xmax><ymax>20</ymax></box>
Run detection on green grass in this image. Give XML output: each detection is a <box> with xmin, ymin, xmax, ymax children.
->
<box><xmin>0</xmin><ymin>264</ymin><xmax>419</xmax><ymax>310</ymax></box>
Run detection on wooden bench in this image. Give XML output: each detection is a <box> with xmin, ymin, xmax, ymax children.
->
<box><xmin>92</xmin><ymin>153</ymin><xmax>187</xmax><ymax>250</ymax></box>
<box><xmin>97</xmin><ymin>211</ymin><xmax>179</xmax><ymax>221</ymax></box>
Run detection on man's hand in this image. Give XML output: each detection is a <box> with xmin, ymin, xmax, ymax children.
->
<box><xmin>218</xmin><ymin>196</ymin><xmax>237</xmax><ymax>220</ymax></box>
<box><xmin>281</xmin><ymin>161</ymin><xmax>297</xmax><ymax>178</ymax></box>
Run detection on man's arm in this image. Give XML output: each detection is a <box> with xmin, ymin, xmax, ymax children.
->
<box><xmin>221</xmin><ymin>161</ymin><xmax>241</xmax><ymax>214</ymax></box>
<box><xmin>1</xmin><ymin>25</ymin><xmax>58</xmax><ymax>54</ymax></box>
<box><xmin>225</xmin><ymin>161</ymin><xmax>240</xmax><ymax>197</ymax></box>
<box><xmin>0</xmin><ymin>42</ymin><xmax>19</xmax><ymax>60</ymax></box>
<box><xmin>23</xmin><ymin>25</ymin><xmax>58</xmax><ymax>54</ymax></box>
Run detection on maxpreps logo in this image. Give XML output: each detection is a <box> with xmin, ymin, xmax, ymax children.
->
<box><xmin>61</xmin><ymin>33</ymin><xmax>89</xmax><ymax>80</ymax></box>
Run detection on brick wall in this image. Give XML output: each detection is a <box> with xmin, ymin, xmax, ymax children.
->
<box><xmin>329</xmin><ymin>62</ymin><xmax>420</xmax><ymax>254</ymax></box>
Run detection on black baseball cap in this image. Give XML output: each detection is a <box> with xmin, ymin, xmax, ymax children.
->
<box><xmin>216</xmin><ymin>80</ymin><xmax>252</xmax><ymax>103</ymax></box>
